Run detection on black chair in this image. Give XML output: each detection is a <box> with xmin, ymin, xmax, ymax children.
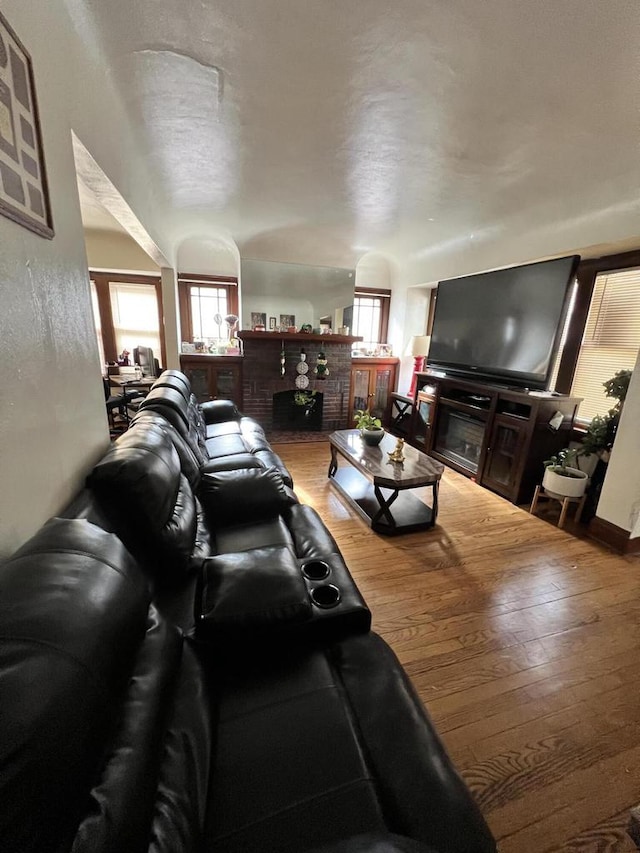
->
<box><xmin>103</xmin><ymin>377</ymin><xmax>139</xmax><ymax>433</ymax></box>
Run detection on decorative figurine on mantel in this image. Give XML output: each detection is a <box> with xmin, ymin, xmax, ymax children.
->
<box><xmin>387</xmin><ymin>437</ymin><xmax>405</xmax><ymax>464</ymax></box>
<box><xmin>314</xmin><ymin>351</ymin><xmax>329</xmax><ymax>379</ymax></box>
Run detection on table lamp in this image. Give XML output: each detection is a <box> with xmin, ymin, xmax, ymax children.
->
<box><xmin>405</xmin><ymin>335</ymin><xmax>431</xmax><ymax>398</ymax></box>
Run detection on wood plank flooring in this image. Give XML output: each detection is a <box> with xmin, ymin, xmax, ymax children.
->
<box><xmin>274</xmin><ymin>439</ymin><xmax>640</xmax><ymax>853</ymax></box>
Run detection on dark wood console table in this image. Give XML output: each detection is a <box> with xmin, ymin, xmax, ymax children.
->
<box><xmin>328</xmin><ymin>429</ymin><xmax>444</xmax><ymax>535</ymax></box>
<box><xmin>410</xmin><ymin>372</ymin><xmax>582</xmax><ymax>505</ymax></box>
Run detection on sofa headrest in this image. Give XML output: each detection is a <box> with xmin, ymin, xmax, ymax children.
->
<box><xmin>151</xmin><ymin>370</ymin><xmax>192</xmax><ymax>403</ymax></box>
<box><xmin>87</xmin><ymin>422</ymin><xmax>204</xmax><ymax>577</ymax></box>
<box><xmin>0</xmin><ymin>517</ymin><xmax>150</xmax><ymax>852</ymax></box>
<box><xmin>131</xmin><ymin>409</ymin><xmax>202</xmax><ymax>487</ymax></box>
<box><xmin>88</xmin><ymin>421</ymin><xmax>182</xmax><ymax>535</ymax></box>
<box><xmin>139</xmin><ymin>386</ymin><xmax>191</xmax><ymax>432</ymax></box>
<box><xmin>155</xmin><ymin>368</ymin><xmax>191</xmax><ymax>391</ymax></box>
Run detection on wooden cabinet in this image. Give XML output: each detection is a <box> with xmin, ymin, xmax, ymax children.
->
<box><xmin>349</xmin><ymin>358</ymin><xmax>399</xmax><ymax>426</ymax></box>
<box><xmin>180</xmin><ymin>355</ymin><xmax>243</xmax><ymax>408</ymax></box>
<box><xmin>412</xmin><ymin>372</ymin><xmax>581</xmax><ymax>504</ymax></box>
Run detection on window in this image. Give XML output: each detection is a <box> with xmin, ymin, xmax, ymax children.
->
<box><xmin>109</xmin><ymin>281</ymin><xmax>162</xmax><ymax>357</ymax></box>
<box><xmin>178</xmin><ymin>274</ymin><xmax>239</xmax><ymax>343</ymax></box>
<box><xmin>90</xmin><ymin>272</ymin><xmax>165</xmax><ymax>367</ymax></box>
<box><xmin>554</xmin><ymin>249</ymin><xmax>640</xmax><ymax>423</ymax></box>
<box><xmin>570</xmin><ymin>267</ymin><xmax>640</xmax><ymax>422</ymax></box>
<box><xmin>352</xmin><ymin>288</ymin><xmax>390</xmax><ymax>348</ymax></box>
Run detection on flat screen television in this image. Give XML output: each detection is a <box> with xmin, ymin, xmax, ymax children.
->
<box><xmin>428</xmin><ymin>255</ymin><xmax>580</xmax><ymax>391</ymax></box>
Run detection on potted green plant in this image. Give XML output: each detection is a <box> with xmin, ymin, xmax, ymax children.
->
<box><xmin>574</xmin><ymin>368</ymin><xmax>632</xmax><ymax>467</ymax></box>
<box><xmin>354</xmin><ymin>409</ymin><xmax>384</xmax><ymax>446</ymax></box>
<box><xmin>542</xmin><ymin>449</ymin><xmax>589</xmax><ymax>498</ymax></box>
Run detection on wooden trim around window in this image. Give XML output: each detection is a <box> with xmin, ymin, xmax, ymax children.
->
<box><xmin>177</xmin><ymin>273</ymin><xmax>239</xmax><ymax>344</ymax></box>
<box><xmin>90</xmin><ymin>271</ymin><xmax>165</xmax><ymax>367</ymax></box>
<box><xmin>553</xmin><ymin>268</ymin><xmax>596</xmax><ymax>394</ymax></box>
<box><xmin>555</xmin><ymin>248</ymin><xmax>640</xmax><ymax>394</ymax></box>
<box><xmin>354</xmin><ymin>287</ymin><xmax>391</xmax><ymax>343</ymax></box>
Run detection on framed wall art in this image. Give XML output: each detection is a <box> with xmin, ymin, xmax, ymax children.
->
<box><xmin>0</xmin><ymin>12</ymin><xmax>54</xmax><ymax>238</ymax></box>
<box><xmin>269</xmin><ymin>316</ymin><xmax>277</xmax><ymax>330</ymax></box>
<box><xmin>251</xmin><ymin>311</ymin><xmax>267</xmax><ymax>329</ymax></box>
<box><xmin>280</xmin><ymin>314</ymin><xmax>295</xmax><ymax>330</ymax></box>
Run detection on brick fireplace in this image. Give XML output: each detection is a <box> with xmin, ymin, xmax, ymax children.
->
<box><xmin>238</xmin><ymin>331</ymin><xmax>360</xmax><ymax>431</ymax></box>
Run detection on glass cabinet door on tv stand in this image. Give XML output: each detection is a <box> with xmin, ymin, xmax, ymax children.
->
<box><xmin>412</xmin><ymin>386</ymin><xmax>438</xmax><ymax>451</ymax></box>
<box><xmin>481</xmin><ymin>415</ymin><xmax>529</xmax><ymax>497</ymax></box>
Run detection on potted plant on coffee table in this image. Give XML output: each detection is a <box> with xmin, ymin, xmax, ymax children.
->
<box><xmin>542</xmin><ymin>449</ymin><xmax>589</xmax><ymax>499</ymax></box>
<box><xmin>354</xmin><ymin>409</ymin><xmax>384</xmax><ymax>446</ymax></box>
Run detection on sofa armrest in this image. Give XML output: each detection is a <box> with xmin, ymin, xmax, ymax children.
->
<box><xmin>195</xmin><ymin>546</ymin><xmax>312</xmax><ymax>644</ymax></box>
<box><xmin>330</xmin><ymin>633</ymin><xmax>497</xmax><ymax>852</ymax></box>
<box><xmin>200</xmin><ymin>399</ymin><xmax>241</xmax><ymax>424</ymax></box>
<box><xmin>198</xmin><ymin>466</ymin><xmax>297</xmax><ymax>528</ymax></box>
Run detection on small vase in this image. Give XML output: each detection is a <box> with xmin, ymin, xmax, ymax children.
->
<box><xmin>362</xmin><ymin>427</ymin><xmax>384</xmax><ymax>446</ymax></box>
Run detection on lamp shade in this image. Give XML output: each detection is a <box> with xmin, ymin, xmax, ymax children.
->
<box><xmin>405</xmin><ymin>335</ymin><xmax>431</xmax><ymax>357</ymax></box>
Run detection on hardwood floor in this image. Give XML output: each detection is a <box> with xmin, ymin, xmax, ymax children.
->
<box><xmin>274</xmin><ymin>439</ymin><xmax>640</xmax><ymax>853</ymax></box>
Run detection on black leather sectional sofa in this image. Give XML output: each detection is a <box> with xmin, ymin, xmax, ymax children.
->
<box><xmin>0</xmin><ymin>370</ymin><xmax>496</xmax><ymax>853</ymax></box>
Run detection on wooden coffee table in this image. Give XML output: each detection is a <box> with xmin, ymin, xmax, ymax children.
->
<box><xmin>328</xmin><ymin>430</ymin><xmax>444</xmax><ymax>535</ymax></box>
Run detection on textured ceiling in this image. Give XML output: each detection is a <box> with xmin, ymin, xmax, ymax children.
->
<box><xmin>75</xmin><ymin>0</ymin><xmax>640</xmax><ymax>274</ymax></box>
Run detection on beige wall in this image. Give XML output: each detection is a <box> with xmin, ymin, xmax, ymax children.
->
<box><xmin>84</xmin><ymin>229</ymin><xmax>160</xmax><ymax>272</ymax></box>
<box><xmin>595</xmin><ymin>349</ymin><xmax>640</xmax><ymax>539</ymax></box>
<box><xmin>0</xmin><ymin>1</ymin><xmax>170</xmax><ymax>557</ymax></box>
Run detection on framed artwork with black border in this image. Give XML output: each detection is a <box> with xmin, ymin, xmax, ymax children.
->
<box><xmin>269</xmin><ymin>316</ymin><xmax>277</xmax><ymax>330</ymax></box>
<box><xmin>0</xmin><ymin>12</ymin><xmax>54</xmax><ymax>238</ymax></box>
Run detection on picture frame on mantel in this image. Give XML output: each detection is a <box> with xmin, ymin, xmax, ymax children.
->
<box><xmin>269</xmin><ymin>316</ymin><xmax>277</xmax><ymax>330</ymax></box>
<box><xmin>251</xmin><ymin>311</ymin><xmax>267</xmax><ymax>330</ymax></box>
<box><xmin>0</xmin><ymin>11</ymin><xmax>54</xmax><ymax>239</ymax></box>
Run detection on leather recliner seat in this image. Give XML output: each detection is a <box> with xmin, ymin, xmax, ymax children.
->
<box><xmin>0</xmin><ymin>371</ymin><xmax>497</xmax><ymax>853</ymax></box>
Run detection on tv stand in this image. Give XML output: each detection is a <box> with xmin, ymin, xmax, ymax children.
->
<box><xmin>409</xmin><ymin>372</ymin><xmax>581</xmax><ymax>505</ymax></box>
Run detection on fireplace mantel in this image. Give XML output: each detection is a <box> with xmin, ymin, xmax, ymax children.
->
<box><xmin>239</xmin><ymin>331</ymin><xmax>362</xmax><ymax>345</ymax></box>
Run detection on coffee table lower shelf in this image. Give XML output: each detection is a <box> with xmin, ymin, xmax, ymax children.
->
<box><xmin>330</xmin><ymin>467</ymin><xmax>436</xmax><ymax>535</ymax></box>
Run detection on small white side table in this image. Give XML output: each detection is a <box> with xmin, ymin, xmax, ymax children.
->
<box><xmin>529</xmin><ymin>485</ymin><xmax>587</xmax><ymax>529</ymax></box>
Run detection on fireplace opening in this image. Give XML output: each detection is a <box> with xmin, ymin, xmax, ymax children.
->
<box><xmin>272</xmin><ymin>390</ymin><xmax>323</xmax><ymax>431</ymax></box>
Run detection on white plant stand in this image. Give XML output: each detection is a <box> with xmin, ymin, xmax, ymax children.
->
<box><xmin>529</xmin><ymin>484</ymin><xmax>587</xmax><ymax>529</ymax></box>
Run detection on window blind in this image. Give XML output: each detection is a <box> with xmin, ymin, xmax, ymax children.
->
<box><xmin>571</xmin><ymin>267</ymin><xmax>640</xmax><ymax>422</ymax></box>
<box><xmin>109</xmin><ymin>281</ymin><xmax>161</xmax><ymax>357</ymax></box>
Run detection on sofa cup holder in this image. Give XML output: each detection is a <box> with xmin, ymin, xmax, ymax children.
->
<box><xmin>310</xmin><ymin>583</ymin><xmax>341</xmax><ymax>609</ymax></box>
<box><xmin>301</xmin><ymin>559</ymin><xmax>331</xmax><ymax>581</ymax></box>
